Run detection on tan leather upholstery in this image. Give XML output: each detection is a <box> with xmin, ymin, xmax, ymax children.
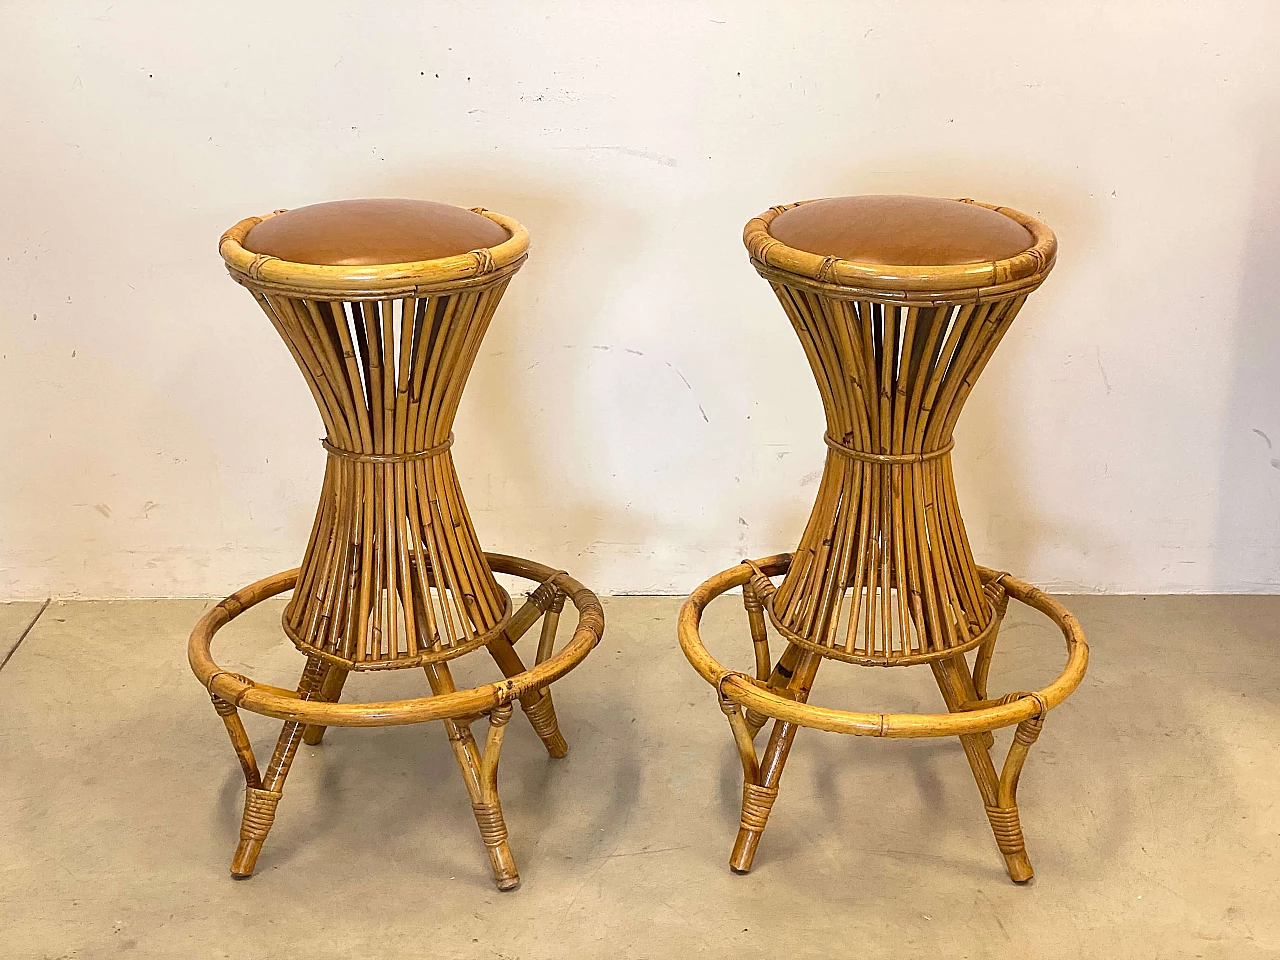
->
<box><xmin>242</xmin><ymin>199</ymin><xmax>511</xmax><ymax>266</ymax></box>
<box><xmin>768</xmin><ymin>195</ymin><xmax>1033</xmax><ymax>267</ymax></box>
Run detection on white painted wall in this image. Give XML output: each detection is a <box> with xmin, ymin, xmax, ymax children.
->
<box><xmin>2</xmin><ymin>1</ymin><xmax>1278</xmax><ymax>599</ymax></box>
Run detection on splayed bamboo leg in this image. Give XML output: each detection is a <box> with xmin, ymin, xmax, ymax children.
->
<box><xmin>988</xmin><ymin>710</ymin><xmax>1045</xmax><ymax>883</ymax></box>
<box><xmin>972</xmin><ymin>578</ymin><xmax>1011</xmax><ymax>702</ymax></box>
<box><xmin>744</xmin><ymin>581</ymin><xmax>772</xmax><ymax>681</ymax></box>
<box><xmin>742</xmin><ymin>566</ymin><xmax>791</xmax><ymax>737</ymax></box>
<box><xmin>933</xmin><ymin>656</ymin><xmax>1035</xmax><ymax>882</ymax></box>
<box><xmin>487</xmin><ymin>630</ymin><xmax>568</xmax><ymax>759</ymax></box>
<box><xmin>210</xmin><ymin>693</ymin><xmax>261</xmax><ymax>788</ymax></box>
<box><xmin>230</xmin><ymin>656</ymin><xmax>326</xmax><ymax>878</ymax></box>
<box><xmin>745</xmin><ymin>642</ymin><xmax>804</xmax><ymax>738</ymax></box>
<box><xmin>302</xmin><ymin>664</ymin><xmax>350</xmax><ymax>745</ymax></box>
<box><xmin>535</xmin><ymin>590</ymin><xmax>566</xmax><ymax>684</ymax></box>
<box><xmin>730</xmin><ymin>651</ymin><xmax>820</xmax><ymax>873</ymax></box>
<box><xmin>931</xmin><ymin>653</ymin><xmax>996</xmax><ymax>751</ymax></box>
<box><xmin>425</xmin><ymin>662</ymin><xmax>519</xmax><ymax>889</ymax></box>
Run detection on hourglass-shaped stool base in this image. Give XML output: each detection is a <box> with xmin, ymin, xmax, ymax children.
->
<box><xmin>678</xmin><ymin>554</ymin><xmax>1088</xmax><ymax>882</ymax></box>
<box><xmin>190</xmin><ymin>553</ymin><xmax>604</xmax><ymax>890</ymax></box>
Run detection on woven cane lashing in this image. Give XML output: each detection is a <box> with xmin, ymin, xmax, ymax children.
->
<box><xmin>739</xmin><ymin>783</ymin><xmax>779</xmax><ymax>832</ymax></box>
<box><xmin>471</xmin><ymin>802</ymin><xmax>509</xmax><ymax>848</ymax></box>
<box><xmin>750</xmin><ymin>197</ymin><xmax>1056</xmax><ymax>665</ymax></box>
<box><xmin>985</xmin><ymin>805</ymin><xmax>1026</xmax><ymax>855</ymax></box>
<box><xmin>240</xmin><ymin>788</ymin><xmax>283</xmax><ymax>843</ymax></box>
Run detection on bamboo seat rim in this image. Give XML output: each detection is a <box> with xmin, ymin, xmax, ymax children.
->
<box><xmin>678</xmin><ymin>554</ymin><xmax>1088</xmax><ymax>738</ymax></box>
<box><xmin>744</xmin><ymin>199</ymin><xmax>1057</xmax><ymax>294</ymax></box>
<box><xmin>189</xmin><ymin>552</ymin><xmax>604</xmax><ymax>727</ymax></box>
<box><xmin>219</xmin><ymin>207</ymin><xmax>530</xmax><ymax>297</ymax></box>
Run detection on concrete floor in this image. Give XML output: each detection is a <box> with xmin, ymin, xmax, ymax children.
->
<box><xmin>1</xmin><ymin>592</ymin><xmax>1277</xmax><ymax>959</ymax></box>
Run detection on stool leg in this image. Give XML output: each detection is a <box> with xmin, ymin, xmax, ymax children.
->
<box><xmin>745</xmin><ymin>642</ymin><xmax>804</xmax><ymax>738</ymax></box>
<box><xmin>231</xmin><ymin>656</ymin><xmax>326</xmax><ymax>878</ymax></box>
<box><xmin>742</xmin><ymin>581</ymin><xmax>774</xmax><ymax>737</ymax></box>
<box><xmin>425</xmin><ymin>662</ymin><xmax>520</xmax><ymax>890</ymax></box>
<box><xmin>302</xmin><ymin>664</ymin><xmax>350</xmax><ymax>745</ymax></box>
<box><xmin>743</xmin><ymin>581</ymin><xmax>772</xmax><ymax>682</ymax></box>
<box><xmin>988</xmin><ymin>714</ymin><xmax>1045</xmax><ymax>884</ymax></box>
<box><xmin>932</xmin><ymin>657</ymin><xmax>1035</xmax><ymax>882</ymax></box>
<box><xmin>973</xmin><ymin>579</ymin><xmax>1012</xmax><ymax>702</ymax></box>
<box><xmin>210</xmin><ymin>694</ymin><xmax>261</xmax><ymax>790</ymax></box>
<box><xmin>730</xmin><ymin>651</ymin><xmax>820</xmax><ymax>873</ymax></box>
<box><xmin>486</xmin><ymin>631</ymin><xmax>568</xmax><ymax>759</ymax></box>
<box><xmin>932</xmin><ymin>653</ymin><xmax>995</xmax><ymax>751</ymax></box>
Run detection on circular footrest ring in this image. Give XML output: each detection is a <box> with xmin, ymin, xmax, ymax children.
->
<box><xmin>679</xmin><ymin>553</ymin><xmax>1087</xmax><ymax>738</ymax></box>
<box><xmin>190</xmin><ymin>552</ymin><xmax>604</xmax><ymax>727</ymax></box>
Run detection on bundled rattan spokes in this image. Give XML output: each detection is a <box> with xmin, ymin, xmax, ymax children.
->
<box><xmin>251</xmin><ymin>281</ymin><xmax>516</xmax><ymax>671</ymax></box>
<box><xmin>764</xmin><ymin>289</ymin><xmax>1033</xmax><ymax>665</ymax></box>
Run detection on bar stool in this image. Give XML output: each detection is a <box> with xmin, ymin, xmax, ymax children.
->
<box><xmin>678</xmin><ymin>195</ymin><xmax>1088</xmax><ymax>881</ymax></box>
<box><xmin>189</xmin><ymin>199</ymin><xmax>604</xmax><ymax>890</ymax></box>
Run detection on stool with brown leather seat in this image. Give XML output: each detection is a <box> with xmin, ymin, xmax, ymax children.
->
<box><xmin>189</xmin><ymin>199</ymin><xmax>604</xmax><ymax>890</ymax></box>
<box><xmin>678</xmin><ymin>195</ymin><xmax>1088</xmax><ymax>881</ymax></box>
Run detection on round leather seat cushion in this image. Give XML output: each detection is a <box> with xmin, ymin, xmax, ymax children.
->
<box><xmin>768</xmin><ymin>195</ymin><xmax>1033</xmax><ymax>267</ymax></box>
<box><xmin>243</xmin><ymin>198</ymin><xmax>511</xmax><ymax>266</ymax></box>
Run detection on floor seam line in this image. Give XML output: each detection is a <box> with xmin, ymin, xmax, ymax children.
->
<box><xmin>0</xmin><ymin>598</ymin><xmax>52</xmax><ymax>673</ymax></box>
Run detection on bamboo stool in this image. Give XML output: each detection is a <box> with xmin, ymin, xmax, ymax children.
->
<box><xmin>679</xmin><ymin>196</ymin><xmax>1089</xmax><ymax>882</ymax></box>
<box><xmin>189</xmin><ymin>199</ymin><xmax>605</xmax><ymax>890</ymax></box>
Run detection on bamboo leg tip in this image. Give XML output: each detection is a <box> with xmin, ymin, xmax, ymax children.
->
<box><xmin>302</xmin><ymin>725</ymin><xmax>327</xmax><ymax>746</ymax></box>
<box><xmin>488</xmin><ymin>849</ymin><xmax>520</xmax><ymax>890</ymax></box>
<box><xmin>544</xmin><ymin>733</ymin><xmax>569</xmax><ymax>759</ymax></box>
<box><xmin>729</xmin><ymin>833</ymin><xmax>760</xmax><ymax>874</ymax></box>
<box><xmin>230</xmin><ymin>840</ymin><xmax>262</xmax><ymax>879</ymax></box>
<box><xmin>1004</xmin><ymin>852</ymin><xmax>1034</xmax><ymax>883</ymax></box>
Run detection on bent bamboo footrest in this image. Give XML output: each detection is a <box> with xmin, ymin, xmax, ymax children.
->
<box><xmin>190</xmin><ymin>553</ymin><xmax>604</xmax><ymax>889</ymax></box>
<box><xmin>679</xmin><ymin>555</ymin><xmax>1087</xmax><ymax>881</ymax></box>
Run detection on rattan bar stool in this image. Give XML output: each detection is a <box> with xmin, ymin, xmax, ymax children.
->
<box><xmin>679</xmin><ymin>195</ymin><xmax>1088</xmax><ymax>882</ymax></box>
<box><xmin>189</xmin><ymin>199</ymin><xmax>604</xmax><ymax>890</ymax></box>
